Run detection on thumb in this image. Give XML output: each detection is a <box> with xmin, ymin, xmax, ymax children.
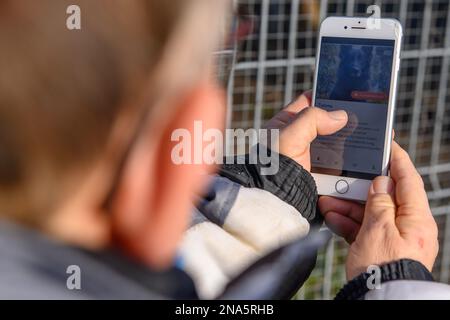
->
<box><xmin>360</xmin><ymin>176</ymin><xmax>396</xmax><ymax>232</ymax></box>
<box><xmin>283</xmin><ymin>107</ymin><xmax>348</xmax><ymax>146</ymax></box>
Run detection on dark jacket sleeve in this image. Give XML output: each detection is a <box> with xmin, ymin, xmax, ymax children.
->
<box><xmin>335</xmin><ymin>259</ymin><xmax>435</xmax><ymax>300</ymax></box>
<box><xmin>182</xmin><ymin>147</ymin><xmax>322</xmax><ymax>299</ymax></box>
<box><xmin>218</xmin><ymin>145</ymin><xmax>319</xmax><ymax>223</ymax></box>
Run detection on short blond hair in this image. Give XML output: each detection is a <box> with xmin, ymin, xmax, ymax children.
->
<box><xmin>0</xmin><ymin>0</ymin><xmax>227</xmax><ymax>223</ymax></box>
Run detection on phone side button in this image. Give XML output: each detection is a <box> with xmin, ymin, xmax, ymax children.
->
<box><xmin>335</xmin><ymin>179</ymin><xmax>350</xmax><ymax>194</ymax></box>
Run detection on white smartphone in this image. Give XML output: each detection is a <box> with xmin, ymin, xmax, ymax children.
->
<box><xmin>311</xmin><ymin>17</ymin><xmax>402</xmax><ymax>201</ymax></box>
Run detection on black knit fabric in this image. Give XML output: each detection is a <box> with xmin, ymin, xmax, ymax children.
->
<box><xmin>219</xmin><ymin>145</ymin><xmax>318</xmax><ymax>222</ymax></box>
<box><xmin>335</xmin><ymin>259</ymin><xmax>435</xmax><ymax>300</ymax></box>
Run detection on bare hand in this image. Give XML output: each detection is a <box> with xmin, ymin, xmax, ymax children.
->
<box><xmin>319</xmin><ymin>141</ymin><xmax>439</xmax><ymax>279</ymax></box>
<box><xmin>264</xmin><ymin>92</ymin><xmax>348</xmax><ymax>171</ymax></box>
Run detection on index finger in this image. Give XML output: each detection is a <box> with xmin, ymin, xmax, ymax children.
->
<box><xmin>284</xmin><ymin>91</ymin><xmax>312</xmax><ymax>113</ymax></box>
<box><xmin>390</xmin><ymin>141</ymin><xmax>429</xmax><ymax>211</ymax></box>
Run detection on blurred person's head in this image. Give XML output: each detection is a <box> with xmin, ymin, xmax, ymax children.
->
<box><xmin>0</xmin><ymin>0</ymin><xmax>228</xmax><ymax>268</ymax></box>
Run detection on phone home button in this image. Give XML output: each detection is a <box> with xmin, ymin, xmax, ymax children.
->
<box><xmin>335</xmin><ymin>179</ymin><xmax>349</xmax><ymax>194</ymax></box>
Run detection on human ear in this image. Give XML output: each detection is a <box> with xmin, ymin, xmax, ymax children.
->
<box><xmin>111</xmin><ymin>82</ymin><xmax>225</xmax><ymax>269</ymax></box>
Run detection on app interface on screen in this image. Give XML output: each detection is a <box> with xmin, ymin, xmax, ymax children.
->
<box><xmin>311</xmin><ymin>36</ymin><xmax>395</xmax><ymax>179</ymax></box>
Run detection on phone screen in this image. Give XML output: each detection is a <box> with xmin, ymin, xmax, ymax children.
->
<box><xmin>311</xmin><ymin>36</ymin><xmax>395</xmax><ymax>180</ymax></box>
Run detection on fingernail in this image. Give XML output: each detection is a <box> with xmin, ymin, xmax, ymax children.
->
<box><xmin>372</xmin><ymin>176</ymin><xmax>394</xmax><ymax>194</ymax></box>
<box><xmin>328</xmin><ymin>110</ymin><xmax>347</xmax><ymax>121</ymax></box>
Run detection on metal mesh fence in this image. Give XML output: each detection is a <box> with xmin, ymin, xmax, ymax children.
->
<box><xmin>226</xmin><ymin>0</ymin><xmax>450</xmax><ymax>299</ymax></box>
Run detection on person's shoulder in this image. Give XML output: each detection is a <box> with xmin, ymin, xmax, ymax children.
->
<box><xmin>0</xmin><ymin>220</ymin><xmax>86</xmax><ymax>299</ymax></box>
<box><xmin>0</xmin><ymin>220</ymin><xmax>166</xmax><ymax>299</ymax></box>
